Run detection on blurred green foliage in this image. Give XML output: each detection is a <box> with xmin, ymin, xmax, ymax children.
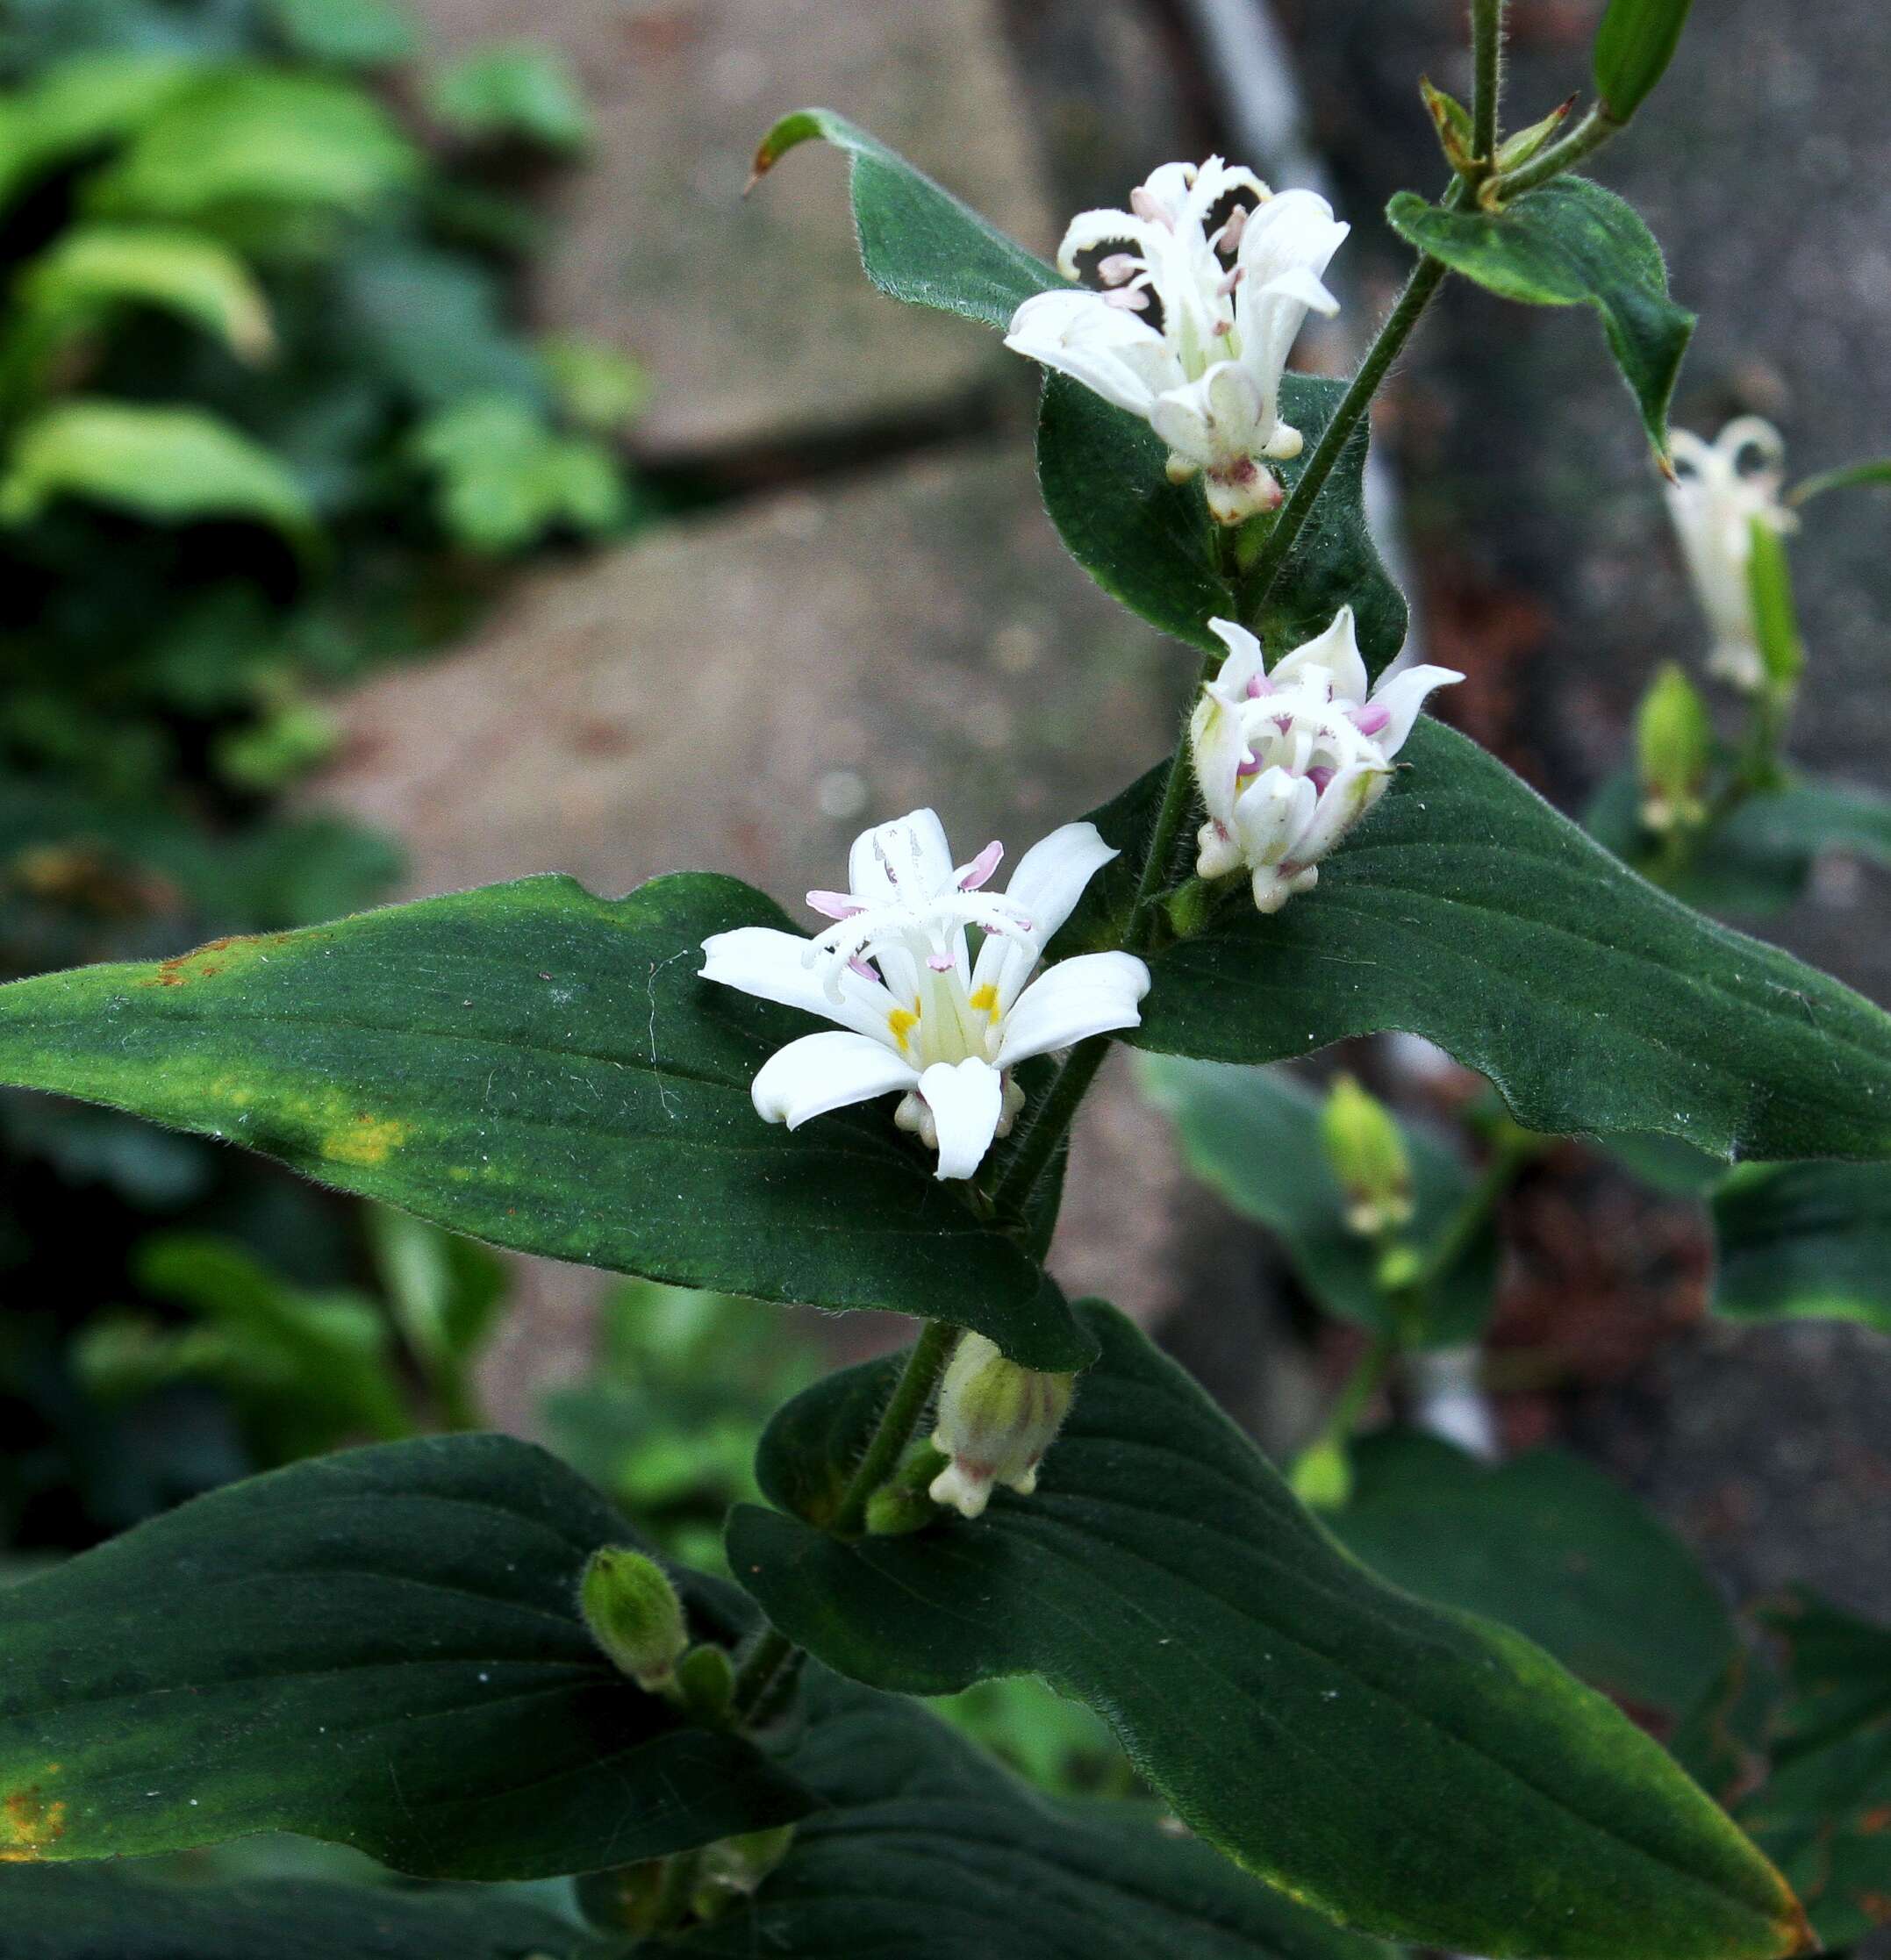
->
<box><xmin>0</xmin><ymin>0</ymin><xmax>649</xmax><ymax>1553</ymax></box>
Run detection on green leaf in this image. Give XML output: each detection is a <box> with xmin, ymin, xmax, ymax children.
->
<box><xmin>0</xmin><ymin>873</ymin><xmax>1085</xmax><ymax>1366</ymax></box>
<box><xmin>1790</xmin><ymin>456</ymin><xmax>1891</xmax><ymax>504</ymax></box>
<box><xmin>750</xmin><ymin>108</ymin><xmax>1064</xmax><ymax>333</ymax></box>
<box><xmin>1064</xmin><ymin>723</ymin><xmax>1891</xmax><ymax>1164</ymax></box>
<box><xmin>428</xmin><ymin>46</ymin><xmax>593</xmax><ymax>152</ymax></box>
<box><xmin>1386</xmin><ymin>177</ymin><xmax>1694</xmax><ymax>455</ymax></box>
<box><xmin>0</xmin><ymin>1866</ymin><xmax>605</xmax><ymax>1960</ymax></box>
<box><xmin>1035</xmin><ymin>373</ymin><xmax>1408</xmax><ymax>669</ymax></box>
<box><xmin>1742</xmin><ymin>1592</ymin><xmax>1891</xmax><ymax>1950</ymax></box>
<box><xmin>11</xmin><ymin>225</ymin><xmax>274</xmax><ymax>364</ymax></box>
<box><xmin>0</xmin><ymin>401</ymin><xmax>316</xmax><ymax>543</ymax></box>
<box><xmin>87</xmin><ymin>71</ymin><xmax>419</xmax><ymax>226</ymax></box>
<box><xmin>1712</xmin><ymin>1161</ymin><xmax>1891</xmax><ymax>1332</ymax></box>
<box><xmin>0</xmin><ymin>1434</ymin><xmax>813</xmax><ymax>1876</ymax></box>
<box><xmin>0</xmin><ymin>53</ymin><xmax>202</xmax><ymax>211</ymax></box>
<box><xmin>1331</xmin><ymin>1430</ymin><xmax>1737</xmax><ymax>1720</ymax></box>
<box><xmin>1140</xmin><ymin>1057</ymin><xmax>1494</xmax><ymax>1344</ymax></box>
<box><xmin>1587</xmin><ymin>767</ymin><xmax>1891</xmax><ymax>918</ymax></box>
<box><xmin>654</xmin><ymin>1668</ymin><xmax>1397</xmax><ymax>1960</ymax></box>
<box><xmin>728</xmin><ymin>1301</ymin><xmax>1811</xmax><ymax>1960</ymax></box>
<box><xmin>412</xmin><ymin>396</ymin><xmax>626</xmax><ymax>553</ymax></box>
<box><xmin>1594</xmin><ymin>0</ymin><xmax>1697</xmax><ymax>121</ymax></box>
<box><xmin>269</xmin><ymin>0</ymin><xmax>419</xmax><ymax>68</ymax></box>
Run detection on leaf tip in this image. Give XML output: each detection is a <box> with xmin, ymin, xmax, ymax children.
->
<box><xmin>747</xmin><ymin>108</ymin><xmax>824</xmax><ymax>195</ymax></box>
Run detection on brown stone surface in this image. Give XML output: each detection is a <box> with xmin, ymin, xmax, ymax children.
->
<box><xmin>314</xmin><ymin>447</ymin><xmax>1194</xmax><ymax>1417</ymax></box>
<box><xmin>412</xmin><ymin>0</ymin><xmax>1055</xmax><ymax>456</ymax></box>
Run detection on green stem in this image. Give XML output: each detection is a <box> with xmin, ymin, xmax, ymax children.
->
<box><xmin>1488</xmin><ymin>103</ymin><xmax>1619</xmax><ymax>202</ymax></box>
<box><xmin>1471</xmin><ymin>0</ymin><xmax>1505</xmax><ymax>167</ymax></box>
<box><xmin>651</xmin><ymin>1847</ymin><xmax>704</xmax><ymax>1932</ymax></box>
<box><xmin>1305</xmin><ymin>1330</ymin><xmax>1399</xmax><ymax>1461</ymax></box>
<box><xmin>1239</xmin><ymin>250</ymin><xmax>1452</xmax><ymax>632</ymax></box>
<box><xmin>989</xmin><ymin>1035</ymin><xmax>1110</xmax><ymax>1220</ymax></box>
<box><xmin>729</xmin><ymin>1626</ymin><xmax>799</xmax><ymax>1723</ymax></box>
<box><xmin>828</xmin><ymin>1319</ymin><xmax>957</xmax><ymax>1537</ymax></box>
<box><xmin>1404</xmin><ymin>1132</ymin><xmax>1536</xmax><ymax>1308</ymax></box>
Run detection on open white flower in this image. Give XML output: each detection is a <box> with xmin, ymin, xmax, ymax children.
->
<box><xmin>699</xmin><ymin>812</ymin><xmax>1150</xmax><ymax>1181</ymax></box>
<box><xmin>1004</xmin><ymin>156</ymin><xmax>1349</xmax><ymax>525</ymax></box>
<box><xmin>1191</xmin><ymin>608</ymin><xmax>1462</xmax><ymax>914</ymax></box>
<box><xmin>1665</xmin><ymin>417</ymin><xmax>1799</xmax><ymax>692</ymax></box>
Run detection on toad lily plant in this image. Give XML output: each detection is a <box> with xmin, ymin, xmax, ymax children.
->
<box><xmin>1005</xmin><ymin>157</ymin><xmax>1349</xmax><ymax>523</ymax></box>
<box><xmin>1191</xmin><ymin>607</ymin><xmax>1462</xmax><ymax>912</ymax></box>
<box><xmin>1665</xmin><ymin>416</ymin><xmax>1798</xmax><ymax>692</ymax></box>
<box><xmin>700</xmin><ymin>811</ymin><xmax>1150</xmax><ymax>1179</ymax></box>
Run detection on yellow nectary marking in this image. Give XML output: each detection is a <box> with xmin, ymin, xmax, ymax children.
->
<box><xmin>967</xmin><ymin>984</ymin><xmax>1000</xmax><ymax>1019</ymax></box>
<box><xmin>887</xmin><ymin>1007</ymin><xmax>920</xmax><ymax>1050</ymax></box>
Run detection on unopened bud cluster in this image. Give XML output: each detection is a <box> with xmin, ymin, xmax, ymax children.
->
<box><xmin>1636</xmin><ymin>663</ymin><xmax>1712</xmax><ymax>833</ymax></box>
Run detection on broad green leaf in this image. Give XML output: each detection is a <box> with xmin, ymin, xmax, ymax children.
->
<box><xmin>1140</xmin><ymin>1056</ymin><xmax>1494</xmax><ymax>1344</ymax></box>
<box><xmin>1035</xmin><ymin>374</ymin><xmax>1408</xmax><ymax>669</ymax></box>
<box><xmin>1061</xmin><ymin>724</ymin><xmax>1891</xmax><ymax>1164</ymax></box>
<box><xmin>1587</xmin><ymin>767</ymin><xmax>1891</xmax><ymax>918</ymax></box>
<box><xmin>727</xmin><ymin>1302</ymin><xmax>1810</xmax><ymax>1959</ymax></box>
<box><xmin>427</xmin><ymin>47</ymin><xmax>593</xmax><ymax>153</ymax></box>
<box><xmin>11</xmin><ymin>225</ymin><xmax>274</xmax><ymax>365</ymax></box>
<box><xmin>1386</xmin><ymin>177</ymin><xmax>1693</xmax><ymax>454</ymax></box>
<box><xmin>750</xmin><ymin>108</ymin><xmax>1064</xmax><ymax>332</ymax></box>
<box><xmin>1790</xmin><ymin>456</ymin><xmax>1891</xmax><ymax>504</ymax></box>
<box><xmin>0</xmin><ymin>1866</ymin><xmax>604</xmax><ymax>1960</ymax></box>
<box><xmin>1594</xmin><ymin>0</ymin><xmax>1696</xmax><ymax>121</ymax></box>
<box><xmin>269</xmin><ymin>0</ymin><xmax>419</xmax><ymax>68</ymax></box>
<box><xmin>0</xmin><ymin>401</ymin><xmax>315</xmax><ymax>543</ymax></box>
<box><xmin>1331</xmin><ymin>1431</ymin><xmax>1737</xmax><ymax>1720</ymax></box>
<box><xmin>87</xmin><ymin>71</ymin><xmax>419</xmax><ymax>226</ymax></box>
<box><xmin>1742</xmin><ymin>1592</ymin><xmax>1891</xmax><ymax>1950</ymax></box>
<box><xmin>412</xmin><ymin>396</ymin><xmax>627</xmax><ymax>553</ymax></box>
<box><xmin>1712</xmin><ymin>1161</ymin><xmax>1891</xmax><ymax>1332</ymax></box>
<box><xmin>0</xmin><ymin>874</ymin><xmax>1085</xmax><ymax>1366</ymax></box>
<box><xmin>0</xmin><ymin>1434</ymin><xmax>814</xmax><ymax>1876</ymax></box>
<box><xmin>652</xmin><ymin>1668</ymin><xmax>1396</xmax><ymax>1960</ymax></box>
<box><xmin>0</xmin><ymin>54</ymin><xmax>202</xmax><ymax>211</ymax></box>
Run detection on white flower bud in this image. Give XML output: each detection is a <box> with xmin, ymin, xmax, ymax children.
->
<box><xmin>928</xmin><ymin>1333</ymin><xmax>1076</xmax><ymax>1520</ymax></box>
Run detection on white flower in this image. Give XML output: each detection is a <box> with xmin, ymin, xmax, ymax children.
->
<box><xmin>928</xmin><ymin>1331</ymin><xmax>1075</xmax><ymax>1520</ymax></box>
<box><xmin>1665</xmin><ymin>417</ymin><xmax>1799</xmax><ymax>692</ymax></box>
<box><xmin>699</xmin><ymin>812</ymin><xmax>1150</xmax><ymax>1181</ymax></box>
<box><xmin>1004</xmin><ymin>157</ymin><xmax>1349</xmax><ymax>525</ymax></box>
<box><xmin>1190</xmin><ymin>608</ymin><xmax>1462</xmax><ymax>914</ymax></box>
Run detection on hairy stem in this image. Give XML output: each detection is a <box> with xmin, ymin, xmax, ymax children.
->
<box><xmin>1471</xmin><ymin>0</ymin><xmax>1505</xmax><ymax>166</ymax></box>
<box><xmin>1239</xmin><ymin>250</ymin><xmax>1452</xmax><ymax>633</ymax></box>
<box><xmin>730</xmin><ymin>1626</ymin><xmax>799</xmax><ymax>1723</ymax></box>
<box><xmin>828</xmin><ymin>1318</ymin><xmax>957</xmax><ymax>1537</ymax></box>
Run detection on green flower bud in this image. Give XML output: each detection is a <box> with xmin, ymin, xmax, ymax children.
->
<box><xmin>692</xmin><ymin>1825</ymin><xmax>798</xmax><ymax>1921</ymax></box>
<box><xmin>1320</xmin><ymin>1074</ymin><xmax>1415</xmax><ymax>1237</ymax></box>
<box><xmin>1635</xmin><ymin>662</ymin><xmax>1712</xmax><ymax>833</ymax></box>
<box><xmin>579</xmin><ymin>1546</ymin><xmax>688</xmax><ymax>1691</ymax></box>
<box><xmin>575</xmin><ymin>1860</ymin><xmax>665</xmax><ymax>1935</ymax></box>
<box><xmin>1289</xmin><ymin>1434</ymin><xmax>1353</xmax><ymax>1511</ymax></box>
<box><xmin>673</xmin><ymin>1641</ymin><xmax>735</xmax><ymax>1725</ymax></box>
<box><xmin>928</xmin><ymin>1333</ymin><xmax>1076</xmax><ymax>1520</ymax></box>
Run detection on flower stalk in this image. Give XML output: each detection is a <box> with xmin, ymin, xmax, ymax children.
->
<box><xmin>1471</xmin><ymin>0</ymin><xmax>1506</xmax><ymax>169</ymax></box>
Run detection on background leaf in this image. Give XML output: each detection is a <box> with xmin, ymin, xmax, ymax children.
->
<box><xmin>750</xmin><ymin>107</ymin><xmax>1064</xmax><ymax>331</ymax></box>
<box><xmin>0</xmin><ymin>401</ymin><xmax>315</xmax><ymax>542</ymax></box>
<box><xmin>0</xmin><ymin>1866</ymin><xmax>604</xmax><ymax>1960</ymax></box>
<box><xmin>0</xmin><ymin>1434</ymin><xmax>814</xmax><ymax>1876</ymax></box>
<box><xmin>0</xmin><ymin>873</ymin><xmax>1085</xmax><ymax>1365</ymax></box>
<box><xmin>1035</xmin><ymin>374</ymin><xmax>1408</xmax><ymax>669</ymax></box>
<box><xmin>1712</xmin><ymin>1161</ymin><xmax>1891</xmax><ymax>1332</ymax></box>
<box><xmin>1386</xmin><ymin>178</ymin><xmax>1694</xmax><ymax>454</ymax></box>
<box><xmin>427</xmin><ymin>47</ymin><xmax>593</xmax><ymax>153</ymax></box>
<box><xmin>1062</xmin><ymin>724</ymin><xmax>1891</xmax><ymax>1164</ymax></box>
<box><xmin>727</xmin><ymin>1301</ymin><xmax>1809</xmax><ymax>1960</ymax></box>
<box><xmin>1140</xmin><ymin>1057</ymin><xmax>1494</xmax><ymax>1344</ymax></box>
<box><xmin>268</xmin><ymin>0</ymin><xmax>419</xmax><ymax>69</ymax></box>
<box><xmin>1790</xmin><ymin>456</ymin><xmax>1891</xmax><ymax>504</ymax></box>
<box><xmin>1330</xmin><ymin>1431</ymin><xmax>1737</xmax><ymax>1720</ymax></box>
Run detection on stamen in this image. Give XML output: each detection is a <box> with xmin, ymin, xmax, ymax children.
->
<box><xmin>1307</xmin><ymin>765</ymin><xmax>1335</xmax><ymax>794</ymax></box>
<box><xmin>957</xmin><ymin>840</ymin><xmax>1005</xmax><ymax>891</ymax></box>
<box><xmin>849</xmin><ymin>955</ymin><xmax>879</xmax><ymax>981</ymax></box>
<box><xmin>806</xmin><ymin>889</ymin><xmax>863</xmax><ymax>920</ymax></box>
<box><xmin>1216</xmin><ymin>265</ymin><xmax>1245</xmax><ymax>297</ymax></box>
<box><xmin>1353</xmin><ymin>703</ymin><xmax>1391</xmax><ymax>738</ymax></box>
<box><xmin>1104</xmin><ymin>286</ymin><xmax>1150</xmax><ymax>311</ymax></box>
<box><xmin>1216</xmin><ymin>205</ymin><xmax>1249</xmax><ymax>253</ymax></box>
<box><xmin>927</xmin><ymin>953</ymin><xmax>956</xmax><ymax>972</ymax></box>
<box><xmin>1097</xmin><ymin>252</ymin><xmax>1140</xmax><ymax>287</ymax></box>
<box><xmin>1245</xmin><ymin>673</ymin><xmax>1274</xmax><ymax>699</ymax></box>
<box><xmin>1129</xmin><ymin>186</ymin><xmax>1175</xmax><ymax>229</ymax></box>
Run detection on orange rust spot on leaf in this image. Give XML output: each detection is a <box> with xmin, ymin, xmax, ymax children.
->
<box><xmin>1854</xmin><ymin>1890</ymin><xmax>1891</xmax><ymax>1926</ymax></box>
<box><xmin>135</xmin><ymin>932</ymin><xmax>278</xmax><ymax>990</ymax></box>
<box><xmin>2</xmin><ymin>1783</ymin><xmax>68</xmax><ymax>1862</ymax></box>
<box><xmin>1860</xmin><ymin>1804</ymin><xmax>1891</xmax><ymax>1834</ymax></box>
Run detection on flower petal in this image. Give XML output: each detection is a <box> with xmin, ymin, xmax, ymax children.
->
<box><xmin>972</xmin><ymin>820</ymin><xmax>1119</xmax><ymax>1009</ymax></box>
<box><xmin>1005</xmin><ymin>289</ymin><xmax>1171</xmax><ymax>418</ymax></box>
<box><xmin>1231</xmin><ymin>766</ymin><xmax>1319</xmax><ymax>867</ymax></box>
<box><xmin>1364</xmin><ymin>662</ymin><xmax>1464</xmax><ymax>758</ymax></box>
<box><xmin>751</xmin><ymin>1030</ymin><xmax>919</xmax><ymax>1131</ymax></box>
<box><xmin>917</xmin><ymin>1058</ymin><xmax>1006</xmax><ymax>1181</ymax></box>
<box><xmin>1207</xmin><ymin>617</ymin><xmax>1268</xmax><ymax>697</ymax></box>
<box><xmin>1270</xmin><ymin>605</ymin><xmax>1369</xmax><ymax>704</ymax></box>
<box><xmin>848</xmin><ymin>809</ymin><xmax>955</xmax><ymax>905</ymax></box>
<box><xmin>994</xmin><ymin>952</ymin><xmax>1151</xmax><ymax>1069</ymax></box>
<box><xmin>700</xmin><ymin>926</ymin><xmax>898</xmax><ymax>1041</ymax></box>
<box><xmin>1289</xmin><ymin>759</ymin><xmax>1390</xmax><ymax>868</ymax></box>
